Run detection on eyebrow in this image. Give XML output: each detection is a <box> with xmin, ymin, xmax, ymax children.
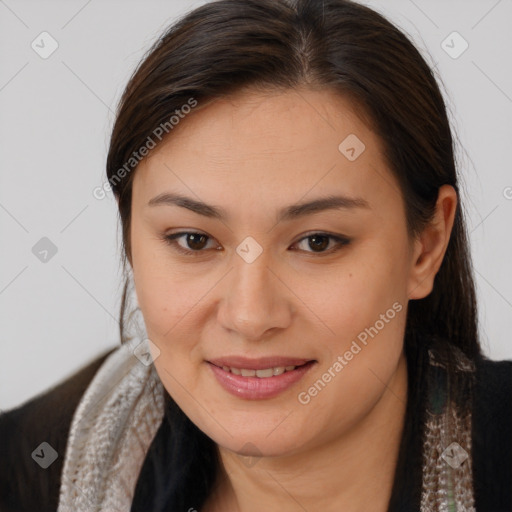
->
<box><xmin>147</xmin><ymin>192</ymin><xmax>370</xmax><ymax>222</ymax></box>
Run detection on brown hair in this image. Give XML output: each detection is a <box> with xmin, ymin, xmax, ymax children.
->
<box><xmin>105</xmin><ymin>0</ymin><xmax>482</xmax><ymax>508</ymax></box>
<box><xmin>107</xmin><ymin>0</ymin><xmax>480</xmax><ymax>360</ymax></box>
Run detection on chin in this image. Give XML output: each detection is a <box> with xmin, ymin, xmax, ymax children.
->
<box><xmin>205</xmin><ymin>421</ymin><xmax>314</xmax><ymax>459</ymax></box>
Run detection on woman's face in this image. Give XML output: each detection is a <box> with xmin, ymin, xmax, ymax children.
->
<box><xmin>130</xmin><ymin>87</ymin><xmax>420</xmax><ymax>457</ymax></box>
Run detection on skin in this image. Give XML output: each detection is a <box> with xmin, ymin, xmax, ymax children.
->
<box><xmin>127</xmin><ymin>86</ymin><xmax>457</xmax><ymax>512</ymax></box>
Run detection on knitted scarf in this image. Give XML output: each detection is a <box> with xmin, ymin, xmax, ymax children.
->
<box><xmin>57</xmin><ymin>323</ymin><xmax>476</xmax><ymax>511</ymax></box>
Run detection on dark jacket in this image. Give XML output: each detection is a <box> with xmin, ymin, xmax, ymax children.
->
<box><xmin>1</xmin><ymin>348</ymin><xmax>511</xmax><ymax>512</ymax></box>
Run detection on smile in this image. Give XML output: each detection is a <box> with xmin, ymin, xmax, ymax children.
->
<box><xmin>207</xmin><ymin>359</ymin><xmax>316</xmax><ymax>400</ymax></box>
<box><xmin>220</xmin><ymin>365</ymin><xmax>299</xmax><ymax>377</ymax></box>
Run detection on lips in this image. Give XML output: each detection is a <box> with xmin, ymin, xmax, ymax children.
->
<box><xmin>208</xmin><ymin>356</ymin><xmax>313</xmax><ymax>370</ymax></box>
<box><xmin>207</xmin><ymin>356</ymin><xmax>316</xmax><ymax>400</ymax></box>
<box><xmin>223</xmin><ymin>366</ymin><xmax>298</xmax><ymax>378</ymax></box>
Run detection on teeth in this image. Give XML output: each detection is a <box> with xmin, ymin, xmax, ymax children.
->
<box><xmin>255</xmin><ymin>368</ymin><xmax>274</xmax><ymax>378</ymax></box>
<box><xmin>222</xmin><ymin>365</ymin><xmax>298</xmax><ymax>377</ymax></box>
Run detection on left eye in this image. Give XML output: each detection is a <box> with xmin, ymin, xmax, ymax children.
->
<box><xmin>293</xmin><ymin>233</ymin><xmax>350</xmax><ymax>254</ymax></box>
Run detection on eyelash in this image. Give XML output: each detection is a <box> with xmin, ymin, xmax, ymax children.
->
<box><xmin>161</xmin><ymin>231</ymin><xmax>351</xmax><ymax>257</ymax></box>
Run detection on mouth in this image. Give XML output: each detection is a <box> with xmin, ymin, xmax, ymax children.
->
<box><xmin>206</xmin><ymin>357</ymin><xmax>317</xmax><ymax>400</ymax></box>
<box><xmin>211</xmin><ymin>361</ymin><xmax>310</xmax><ymax>378</ymax></box>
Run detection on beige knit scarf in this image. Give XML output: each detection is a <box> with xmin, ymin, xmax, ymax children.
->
<box><xmin>57</xmin><ymin>335</ymin><xmax>165</xmax><ymax>512</ymax></box>
<box><xmin>57</xmin><ymin>317</ymin><xmax>476</xmax><ymax>511</ymax></box>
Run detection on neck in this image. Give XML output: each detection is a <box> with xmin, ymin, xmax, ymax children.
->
<box><xmin>204</xmin><ymin>350</ymin><xmax>409</xmax><ymax>512</ymax></box>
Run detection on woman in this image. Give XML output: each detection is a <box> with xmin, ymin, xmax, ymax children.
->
<box><xmin>1</xmin><ymin>0</ymin><xmax>511</xmax><ymax>511</ymax></box>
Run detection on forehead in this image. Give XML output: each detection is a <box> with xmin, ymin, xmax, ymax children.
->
<box><xmin>133</xmin><ymin>87</ymin><xmax>400</xmax><ymax>214</ymax></box>
<box><xmin>152</xmin><ymin>87</ymin><xmax>374</xmax><ymax>155</ymax></box>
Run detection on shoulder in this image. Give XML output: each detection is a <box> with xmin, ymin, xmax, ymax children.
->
<box><xmin>474</xmin><ymin>354</ymin><xmax>512</xmax><ymax>386</ymax></box>
<box><xmin>473</xmin><ymin>356</ymin><xmax>512</xmax><ymax>427</ymax></box>
<box><xmin>472</xmin><ymin>355</ymin><xmax>512</xmax><ymax>511</ymax></box>
<box><xmin>0</xmin><ymin>346</ymin><xmax>118</xmax><ymax>512</ymax></box>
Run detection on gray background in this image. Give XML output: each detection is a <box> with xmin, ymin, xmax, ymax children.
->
<box><xmin>1</xmin><ymin>0</ymin><xmax>511</xmax><ymax>410</ymax></box>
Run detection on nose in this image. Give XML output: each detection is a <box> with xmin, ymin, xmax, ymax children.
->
<box><xmin>217</xmin><ymin>251</ymin><xmax>293</xmax><ymax>341</ymax></box>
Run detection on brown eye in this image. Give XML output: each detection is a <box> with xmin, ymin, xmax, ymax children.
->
<box><xmin>184</xmin><ymin>233</ymin><xmax>209</xmax><ymax>250</ymax></box>
<box><xmin>307</xmin><ymin>234</ymin><xmax>330</xmax><ymax>252</ymax></box>
<box><xmin>163</xmin><ymin>231</ymin><xmax>218</xmax><ymax>255</ymax></box>
<box><xmin>293</xmin><ymin>233</ymin><xmax>351</xmax><ymax>254</ymax></box>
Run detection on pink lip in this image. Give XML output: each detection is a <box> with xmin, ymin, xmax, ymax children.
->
<box><xmin>208</xmin><ymin>356</ymin><xmax>312</xmax><ymax>370</ymax></box>
<box><xmin>207</xmin><ymin>359</ymin><xmax>316</xmax><ymax>400</ymax></box>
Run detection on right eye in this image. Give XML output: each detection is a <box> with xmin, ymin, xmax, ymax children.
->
<box><xmin>162</xmin><ymin>231</ymin><xmax>221</xmax><ymax>256</ymax></box>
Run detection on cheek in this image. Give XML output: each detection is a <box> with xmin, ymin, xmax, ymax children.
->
<box><xmin>316</xmin><ymin>245</ymin><xmax>409</xmax><ymax>342</ymax></box>
<box><xmin>131</xmin><ymin>230</ymin><xmax>206</xmax><ymax>338</ymax></box>
<box><xmin>296</xmin><ymin>266</ymin><xmax>408</xmax><ymax>440</ymax></box>
<box><xmin>134</xmin><ymin>270</ymin><xmax>205</xmax><ymax>341</ymax></box>
<box><xmin>132</xmin><ymin>256</ymin><xmax>170</xmax><ymax>338</ymax></box>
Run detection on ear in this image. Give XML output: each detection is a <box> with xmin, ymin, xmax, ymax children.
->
<box><xmin>407</xmin><ymin>184</ymin><xmax>457</xmax><ymax>300</ymax></box>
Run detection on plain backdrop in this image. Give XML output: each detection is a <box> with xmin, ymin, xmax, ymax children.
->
<box><xmin>1</xmin><ymin>0</ymin><xmax>511</xmax><ymax>411</ymax></box>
